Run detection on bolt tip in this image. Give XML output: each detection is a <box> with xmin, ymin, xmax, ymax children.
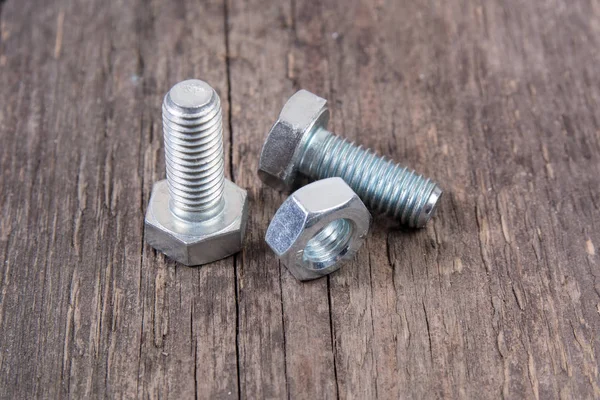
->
<box><xmin>167</xmin><ymin>79</ymin><xmax>215</xmax><ymax>112</ymax></box>
<box><xmin>415</xmin><ymin>185</ymin><xmax>443</xmax><ymax>228</ymax></box>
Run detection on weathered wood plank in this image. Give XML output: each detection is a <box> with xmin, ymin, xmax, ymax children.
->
<box><xmin>296</xmin><ymin>0</ymin><xmax>600</xmax><ymax>398</ymax></box>
<box><xmin>134</xmin><ymin>1</ymin><xmax>239</xmax><ymax>398</ymax></box>
<box><xmin>0</xmin><ymin>0</ymin><xmax>599</xmax><ymax>399</ymax></box>
<box><xmin>227</xmin><ymin>0</ymin><xmax>338</xmax><ymax>398</ymax></box>
<box><xmin>0</xmin><ymin>0</ymin><xmax>238</xmax><ymax>398</ymax></box>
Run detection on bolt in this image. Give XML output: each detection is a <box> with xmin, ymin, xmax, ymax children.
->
<box><xmin>163</xmin><ymin>79</ymin><xmax>225</xmax><ymax>219</ymax></box>
<box><xmin>258</xmin><ymin>90</ymin><xmax>442</xmax><ymax>228</ymax></box>
<box><xmin>145</xmin><ymin>79</ymin><xmax>248</xmax><ymax>266</ymax></box>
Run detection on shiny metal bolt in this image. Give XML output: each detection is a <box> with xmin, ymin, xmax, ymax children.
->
<box><xmin>258</xmin><ymin>90</ymin><xmax>443</xmax><ymax>228</ymax></box>
<box><xmin>163</xmin><ymin>79</ymin><xmax>225</xmax><ymax>220</ymax></box>
<box><xmin>145</xmin><ymin>79</ymin><xmax>249</xmax><ymax>266</ymax></box>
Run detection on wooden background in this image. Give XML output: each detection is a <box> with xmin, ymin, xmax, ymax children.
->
<box><xmin>1</xmin><ymin>0</ymin><xmax>599</xmax><ymax>398</ymax></box>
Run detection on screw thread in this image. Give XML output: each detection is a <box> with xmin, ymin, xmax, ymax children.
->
<box><xmin>303</xmin><ymin>218</ymin><xmax>355</xmax><ymax>264</ymax></box>
<box><xmin>162</xmin><ymin>80</ymin><xmax>225</xmax><ymax>221</ymax></box>
<box><xmin>298</xmin><ymin>128</ymin><xmax>442</xmax><ymax>228</ymax></box>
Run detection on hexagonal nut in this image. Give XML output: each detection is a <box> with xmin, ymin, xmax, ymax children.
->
<box><xmin>258</xmin><ymin>90</ymin><xmax>330</xmax><ymax>192</ymax></box>
<box><xmin>145</xmin><ymin>179</ymin><xmax>249</xmax><ymax>266</ymax></box>
<box><xmin>265</xmin><ymin>177</ymin><xmax>371</xmax><ymax>281</ymax></box>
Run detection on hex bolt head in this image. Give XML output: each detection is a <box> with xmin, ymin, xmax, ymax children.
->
<box><xmin>145</xmin><ymin>80</ymin><xmax>249</xmax><ymax>266</ymax></box>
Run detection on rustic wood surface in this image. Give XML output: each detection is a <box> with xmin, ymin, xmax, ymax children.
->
<box><xmin>1</xmin><ymin>0</ymin><xmax>599</xmax><ymax>398</ymax></box>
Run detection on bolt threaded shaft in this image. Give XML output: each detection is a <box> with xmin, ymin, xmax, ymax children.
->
<box><xmin>162</xmin><ymin>80</ymin><xmax>225</xmax><ymax>221</ymax></box>
<box><xmin>298</xmin><ymin>128</ymin><xmax>442</xmax><ymax>228</ymax></box>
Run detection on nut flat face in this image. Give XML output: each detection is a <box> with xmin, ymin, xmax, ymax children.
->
<box><xmin>258</xmin><ymin>90</ymin><xmax>330</xmax><ymax>192</ymax></box>
<box><xmin>145</xmin><ymin>179</ymin><xmax>249</xmax><ymax>266</ymax></box>
<box><xmin>265</xmin><ymin>177</ymin><xmax>371</xmax><ymax>281</ymax></box>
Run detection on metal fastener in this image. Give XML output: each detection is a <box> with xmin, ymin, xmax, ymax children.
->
<box><xmin>145</xmin><ymin>79</ymin><xmax>249</xmax><ymax>266</ymax></box>
<box><xmin>265</xmin><ymin>177</ymin><xmax>371</xmax><ymax>281</ymax></box>
<box><xmin>258</xmin><ymin>90</ymin><xmax>443</xmax><ymax>228</ymax></box>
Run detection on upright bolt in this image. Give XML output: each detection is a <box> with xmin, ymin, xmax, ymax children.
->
<box><xmin>145</xmin><ymin>79</ymin><xmax>249</xmax><ymax>266</ymax></box>
<box><xmin>258</xmin><ymin>90</ymin><xmax>442</xmax><ymax>228</ymax></box>
<box><xmin>163</xmin><ymin>79</ymin><xmax>225</xmax><ymax>221</ymax></box>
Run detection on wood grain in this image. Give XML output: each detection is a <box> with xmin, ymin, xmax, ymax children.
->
<box><xmin>0</xmin><ymin>0</ymin><xmax>599</xmax><ymax>398</ymax></box>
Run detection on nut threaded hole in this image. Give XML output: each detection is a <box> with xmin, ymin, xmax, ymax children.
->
<box><xmin>303</xmin><ymin>218</ymin><xmax>355</xmax><ymax>269</ymax></box>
